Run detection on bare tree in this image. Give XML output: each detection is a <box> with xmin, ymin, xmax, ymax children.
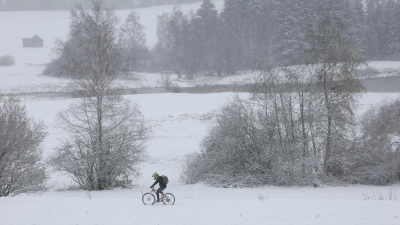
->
<box><xmin>49</xmin><ymin>0</ymin><xmax>150</xmax><ymax>190</ymax></box>
<box><xmin>154</xmin><ymin>5</ymin><xmax>189</xmax><ymax>76</ymax></box>
<box><xmin>50</xmin><ymin>94</ymin><xmax>149</xmax><ymax>190</ymax></box>
<box><xmin>119</xmin><ymin>10</ymin><xmax>148</xmax><ymax>72</ymax></box>
<box><xmin>305</xmin><ymin>13</ymin><xmax>364</xmax><ymax>175</ymax></box>
<box><xmin>0</xmin><ymin>97</ymin><xmax>47</xmax><ymax>196</ymax></box>
<box><xmin>52</xmin><ymin>0</ymin><xmax>121</xmax><ymax>79</ymax></box>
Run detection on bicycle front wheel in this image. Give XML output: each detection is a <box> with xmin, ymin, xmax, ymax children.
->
<box><xmin>162</xmin><ymin>193</ymin><xmax>175</xmax><ymax>205</ymax></box>
<box><xmin>142</xmin><ymin>193</ymin><xmax>155</xmax><ymax>205</ymax></box>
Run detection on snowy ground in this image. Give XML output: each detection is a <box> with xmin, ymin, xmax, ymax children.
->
<box><xmin>1</xmin><ymin>185</ymin><xmax>399</xmax><ymax>225</ymax></box>
<box><xmin>1</xmin><ymin>92</ymin><xmax>400</xmax><ymax>225</ymax></box>
<box><xmin>1</xmin><ymin>60</ymin><xmax>399</xmax><ymax>95</ymax></box>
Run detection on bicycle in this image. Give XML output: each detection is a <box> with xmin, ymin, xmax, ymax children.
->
<box><xmin>142</xmin><ymin>187</ymin><xmax>175</xmax><ymax>205</ymax></box>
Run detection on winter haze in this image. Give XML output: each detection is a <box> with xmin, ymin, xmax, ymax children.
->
<box><xmin>1</xmin><ymin>0</ymin><xmax>400</xmax><ymax>225</ymax></box>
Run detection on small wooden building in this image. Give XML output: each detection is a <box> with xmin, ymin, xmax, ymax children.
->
<box><xmin>22</xmin><ymin>35</ymin><xmax>43</xmax><ymax>48</ymax></box>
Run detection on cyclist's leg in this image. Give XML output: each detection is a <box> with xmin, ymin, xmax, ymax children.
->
<box><xmin>156</xmin><ymin>186</ymin><xmax>166</xmax><ymax>201</ymax></box>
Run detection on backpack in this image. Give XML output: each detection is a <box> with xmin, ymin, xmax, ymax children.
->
<box><xmin>162</xmin><ymin>175</ymin><xmax>169</xmax><ymax>185</ymax></box>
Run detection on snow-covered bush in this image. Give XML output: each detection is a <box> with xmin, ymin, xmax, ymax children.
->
<box><xmin>181</xmin><ymin>58</ymin><xmax>363</xmax><ymax>187</ymax></box>
<box><xmin>181</xmin><ymin>92</ymin><xmax>321</xmax><ymax>187</ymax></box>
<box><xmin>341</xmin><ymin>99</ymin><xmax>400</xmax><ymax>185</ymax></box>
<box><xmin>160</xmin><ymin>73</ymin><xmax>173</xmax><ymax>90</ymax></box>
<box><xmin>0</xmin><ymin>55</ymin><xmax>15</xmax><ymax>66</ymax></box>
<box><xmin>0</xmin><ymin>97</ymin><xmax>47</xmax><ymax>196</ymax></box>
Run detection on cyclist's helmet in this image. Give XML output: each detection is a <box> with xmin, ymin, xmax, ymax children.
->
<box><xmin>152</xmin><ymin>172</ymin><xmax>158</xmax><ymax>180</ymax></box>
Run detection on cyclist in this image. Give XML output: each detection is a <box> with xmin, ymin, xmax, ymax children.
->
<box><xmin>150</xmin><ymin>172</ymin><xmax>167</xmax><ymax>203</ymax></box>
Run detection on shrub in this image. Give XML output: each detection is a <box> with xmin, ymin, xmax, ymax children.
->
<box><xmin>0</xmin><ymin>97</ymin><xmax>48</xmax><ymax>196</ymax></box>
<box><xmin>341</xmin><ymin>98</ymin><xmax>400</xmax><ymax>185</ymax></box>
<box><xmin>0</xmin><ymin>55</ymin><xmax>15</xmax><ymax>66</ymax></box>
<box><xmin>180</xmin><ymin>97</ymin><xmax>320</xmax><ymax>187</ymax></box>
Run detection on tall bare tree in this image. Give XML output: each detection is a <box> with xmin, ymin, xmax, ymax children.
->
<box><xmin>0</xmin><ymin>97</ymin><xmax>47</xmax><ymax>196</ymax></box>
<box><xmin>305</xmin><ymin>13</ymin><xmax>364</xmax><ymax>175</ymax></box>
<box><xmin>119</xmin><ymin>10</ymin><xmax>148</xmax><ymax>72</ymax></box>
<box><xmin>49</xmin><ymin>0</ymin><xmax>150</xmax><ymax>190</ymax></box>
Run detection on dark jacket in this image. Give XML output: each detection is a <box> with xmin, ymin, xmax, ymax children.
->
<box><xmin>151</xmin><ymin>176</ymin><xmax>167</xmax><ymax>188</ymax></box>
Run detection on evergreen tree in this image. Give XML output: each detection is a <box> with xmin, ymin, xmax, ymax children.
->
<box><xmin>349</xmin><ymin>0</ymin><xmax>367</xmax><ymax>54</ymax></box>
<box><xmin>220</xmin><ymin>0</ymin><xmax>244</xmax><ymax>74</ymax></box>
<box><xmin>221</xmin><ymin>0</ymin><xmax>265</xmax><ymax>72</ymax></box>
<box><xmin>365</xmin><ymin>0</ymin><xmax>380</xmax><ymax>59</ymax></box>
<box><xmin>192</xmin><ymin>0</ymin><xmax>219</xmax><ymax>74</ymax></box>
<box><xmin>386</xmin><ymin>0</ymin><xmax>400</xmax><ymax>58</ymax></box>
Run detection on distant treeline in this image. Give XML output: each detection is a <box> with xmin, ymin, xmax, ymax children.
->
<box><xmin>43</xmin><ymin>0</ymin><xmax>400</xmax><ymax>77</ymax></box>
<box><xmin>150</xmin><ymin>0</ymin><xmax>400</xmax><ymax>76</ymax></box>
<box><xmin>0</xmin><ymin>0</ymin><xmax>200</xmax><ymax>11</ymax></box>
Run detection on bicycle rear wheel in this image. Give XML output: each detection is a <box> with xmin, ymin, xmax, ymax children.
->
<box><xmin>142</xmin><ymin>193</ymin><xmax>155</xmax><ymax>205</ymax></box>
<box><xmin>162</xmin><ymin>193</ymin><xmax>175</xmax><ymax>205</ymax></box>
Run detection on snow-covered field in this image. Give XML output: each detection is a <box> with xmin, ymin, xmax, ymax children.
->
<box><xmin>1</xmin><ymin>92</ymin><xmax>400</xmax><ymax>225</ymax></box>
<box><xmin>1</xmin><ymin>1</ymin><xmax>400</xmax><ymax>225</ymax></box>
<box><xmin>0</xmin><ymin>60</ymin><xmax>399</xmax><ymax>95</ymax></box>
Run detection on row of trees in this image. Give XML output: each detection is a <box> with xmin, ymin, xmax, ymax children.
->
<box><xmin>1</xmin><ymin>1</ymin><xmax>151</xmax><ymax>196</ymax></box>
<box><xmin>180</xmin><ymin>13</ymin><xmax>400</xmax><ymax>187</ymax></box>
<box><xmin>45</xmin><ymin>6</ymin><xmax>150</xmax><ymax>76</ymax></box>
<box><xmin>154</xmin><ymin>0</ymin><xmax>400</xmax><ymax>76</ymax></box>
<box><xmin>366</xmin><ymin>0</ymin><xmax>400</xmax><ymax>59</ymax></box>
<box><xmin>44</xmin><ymin>0</ymin><xmax>400</xmax><ymax>78</ymax></box>
<box><xmin>0</xmin><ymin>0</ymin><xmax>199</xmax><ymax>11</ymax></box>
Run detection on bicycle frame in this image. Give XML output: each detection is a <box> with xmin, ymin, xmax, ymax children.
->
<box><xmin>151</xmin><ymin>187</ymin><xmax>167</xmax><ymax>200</ymax></box>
